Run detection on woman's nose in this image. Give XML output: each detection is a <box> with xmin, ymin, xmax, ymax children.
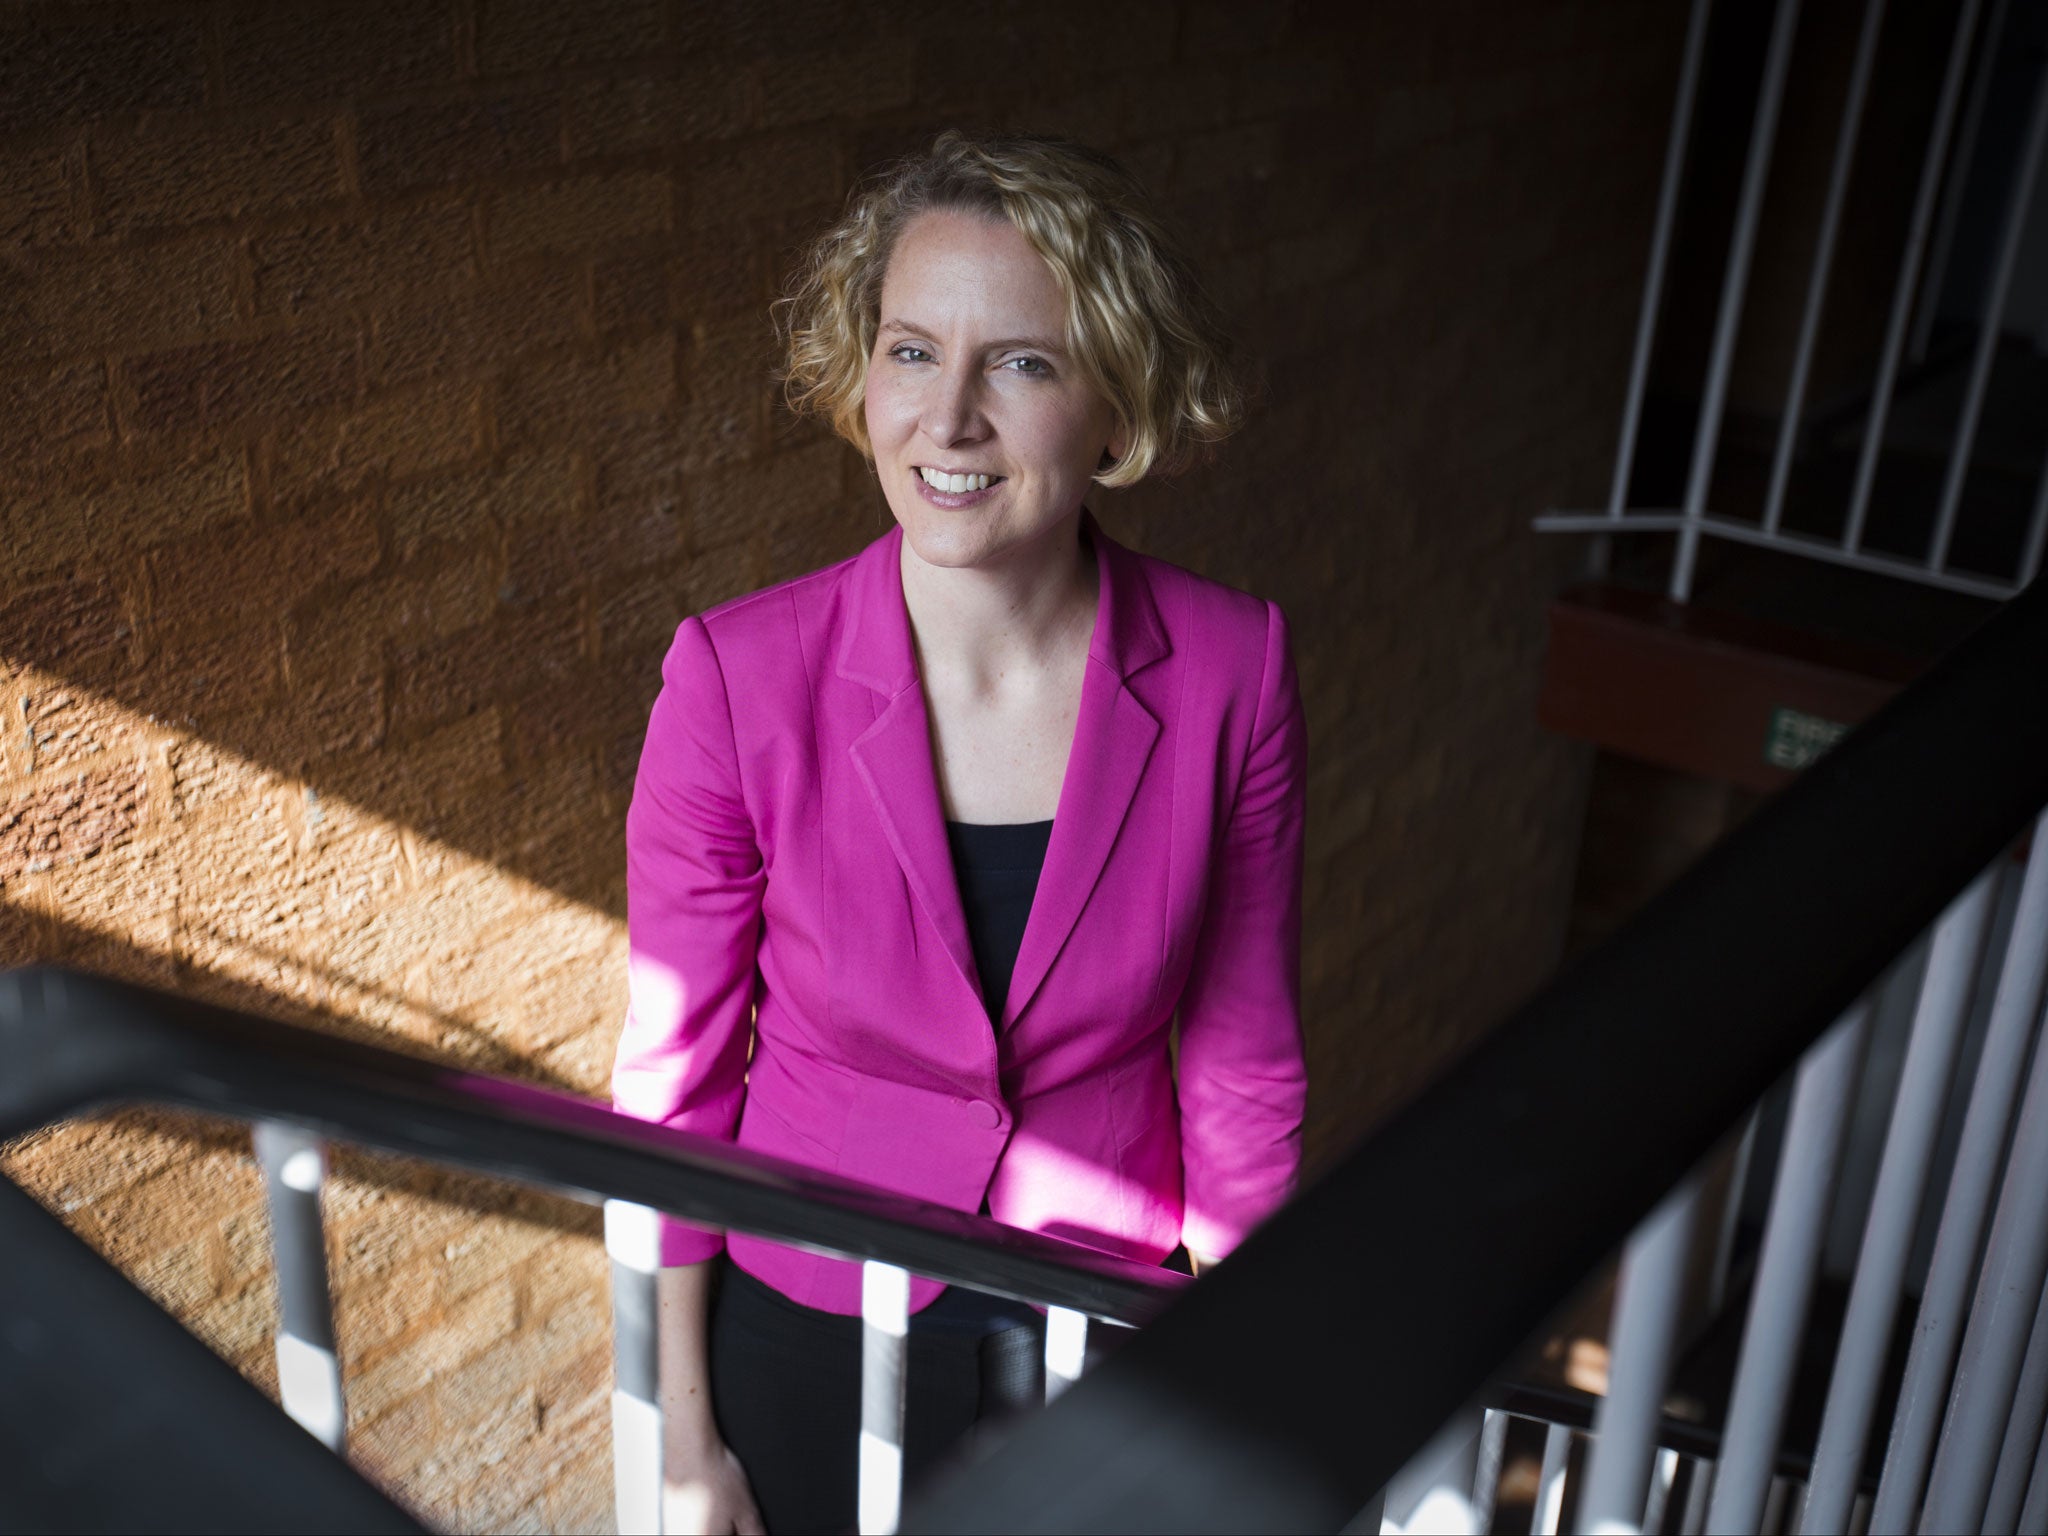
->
<box><xmin>920</xmin><ymin>362</ymin><xmax>988</xmax><ymax>447</ymax></box>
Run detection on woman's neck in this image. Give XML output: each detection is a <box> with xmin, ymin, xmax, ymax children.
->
<box><xmin>898</xmin><ymin>511</ymin><xmax>1099</xmax><ymax>697</ymax></box>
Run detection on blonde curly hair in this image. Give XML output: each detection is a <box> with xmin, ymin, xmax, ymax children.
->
<box><xmin>774</xmin><ymin>130</ymin><xmax>1245</xmax><ymax>488</ymax></box>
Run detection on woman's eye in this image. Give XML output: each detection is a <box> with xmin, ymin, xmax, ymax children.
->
<box><xmin>888</xmin><ymin>344</ymin><xmax>933</xmax><ymax>363</ymax></box>
<box><xmin>1003</xmin><ymin>355</ymin><xmax>1050</xmax><ymax>376</ymax></box>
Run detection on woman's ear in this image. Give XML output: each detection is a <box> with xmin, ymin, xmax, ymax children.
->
<box><xmin>1100</xmin><ymin>419</ymin><xmax>1130</xmax><ymax>472</ymax></box>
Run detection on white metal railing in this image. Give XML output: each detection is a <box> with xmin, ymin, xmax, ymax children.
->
<box><xmin>596</xmin><ymin>1221</ymin><xmax>1108</xmax><ymax>1534</ymax></box>
<box><xmin>1379</xmin><ymin>809</ymin><xmax>2048</xmax><ymax>1534</ymax></box>
<box><xmin>1537</xmin><ymin>0</ymin><xmax>2048</xmax><ymax>605</ymax></box>
<box><xmin>245</xmin><ymin>1144</ymin><xmax>1132</xmax><ymax>1536</ymax></box>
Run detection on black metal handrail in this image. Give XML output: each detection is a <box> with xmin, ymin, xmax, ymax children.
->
<box><xmin>0</xmin><ymin>1171</ymin><xmax>425</xmax><ymax>1533</ymax></box>
<box><xmin>0</xmin><ymin>968</ymin><xmax>1185</xmax><ymax>1326</ymax></box>
<box><xmin>903</xmin><ymin>573</ymin><xmax>2048</xmax><ymax>1532</ymax></box>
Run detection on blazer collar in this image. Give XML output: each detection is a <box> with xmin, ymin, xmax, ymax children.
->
<box><xmin>840</xmin><ymin>511</ymin><xmax>1171</xmax><ymax>1030</ymax></box>
<box><xmin>833</xmin><ymin>510</ymin><xmax>1170</xmax><ymax>697</ymax></box>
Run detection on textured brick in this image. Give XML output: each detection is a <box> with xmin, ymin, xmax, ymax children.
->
<box><xmin>357</xmin><ymin>93</ymin><xmax>564</xmax><ymax>195</ymax></box>
<box><xmin>0</xmin><ymin>578</ymin><xmax>132</xmax><ymax>675</ymax></box>
<box><xmin>0</xmin><ymin>139</ymin><xmax>83</xmax><ymax>246</ymax></box>
<box><xmin>685</xmin><ymin>131</ymin><xmax>840</xmax><ymax>228</ymax></box>
<box><xmin>475</xmin><ymin>0</ymin><xmax>670</xmax><ymax>77</ymax></box>
<box><xmin>486</xmin><ymin>170</ymin><xmax>671</xmax><ymax>263</ymax></box>
<box><xmin>271</xmin><ymin>384</ymin><xmax>483</xmax><ymax>498</ymax></box>
<box><xmin>2</xmin><ymin>237</ymin><xmax>241</xmax><ymax>356</ymax></box>
<box><xmin>366</xmin><ymin>265</ymin><xmax>586</xmax><ymax>388</ymax></box>
<box><xmin>117</xmin><ymin>327</ymin><xmax>360</xmax><ymax>437</ymax></box>
<box><xmin>0</xmin><ymin>356</ymin><xmax>108</xmax><ymax>467</ymax></box>
<box><xmin>93</xmin><ymin>117</ymin><xmax>342</xmax><ymax>235</ymax></box>
<box><xmin>682</xmin><ymin>305</ymin><xmax>776</xmax><ymax>428</ymax></box>
<box><xmin>565</xmin><ymin>64</ymin><xmax>757</xmax><ymax>160</ymax></box>
<box><xmin>0</xmin><ymin>763</ymin><xmax>147</xmax><ymax>882</ymax></box>
<box><xmin>252</xmin><ymin>201</ymin><xmax>476</xmax><ymax>318</ymax></box>
<box><xmin>757</xmin><ymin>48</ymin><xmax>913</xmax><ymax>127</ymax></box>
<box><xmin>0</xmin><ymin>12</ymin><xmax>207</xmax><ymax>135</ymax></box>
<box><xmin>318</xmin><ymin>557</ymin><xmax>500</xmax><ymax>667</ymax></box>
<box><xmin>389</xmin><ymin>603</ymin><xmax>584</xmax><ymax>734</ymax></box>
<box><xmin>496</xmin><ymin>332</ymin><xmax>675</xmax><ymax>444</ymax></box>
<box><xmin>143</xmin><ymin>499</ymin><xmax>380</xmax><ymax>625</ymax></box>
<box><xmin>191</xmin><ymin>1268</ymin><xmax>281</xmax><ymax>1373</ymax></box>
<box><xmin>216</xmin><ymin>0</ymin><xmax>455</xmax><ymax>107</ymax></box>
<box><xmin>387</xmin><ymin>447</ymin><xmax>582</xmax><ymax>557</ymax></box>
<box><xmin>346</xmin><ymin>1275</ymin><xmax>518</xmax><ymax>1423</ymax></box>
<box><xmin>4</xmin><ymin>446</ymin><xmax>247</xmax><ymax>583</ymax></box>
<box><xmin>21</xmin><ymin>684</ymin><xmax>151</xmax><ymax>774</ymax></box>
<box><xmin>591</xmin><ymin>250</ymin><xmax>672</xmax><ymax>337</ymax></box>
<box><xmin>144</xmin><ymin>618</ymin><xmax>285</xmax><ymax>727</ymax></box>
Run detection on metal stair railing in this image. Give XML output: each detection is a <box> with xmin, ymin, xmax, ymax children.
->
<box><xmin>0</xmin><ymin>969</ymin><xmax>1185</xmax><ymax>1534</ymax></box>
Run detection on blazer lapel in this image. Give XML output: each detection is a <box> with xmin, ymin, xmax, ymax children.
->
<box><xmin>838</xmin><ymin>525</ymin><xmax>983</xmax><ymax>1007</ymax></box>
<box><xmin>849</xmin><ymin>689</ymin><xmax>982</xmax><ymax>1004</ymax></box>
<box><xmin>1003</xmin><ymin>515</ymin><xmax>1170</xmax><ymax>1026</ymax></box>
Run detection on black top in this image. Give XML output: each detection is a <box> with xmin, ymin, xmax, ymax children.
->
<box><xmin>944</xmin><ymin>818</ymin><xmax>1055</xmax><ymax>1025</ymax></box>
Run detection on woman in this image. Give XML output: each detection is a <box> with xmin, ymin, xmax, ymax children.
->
<box><xmin>612</xmin><ymin>131</ymin><xmax>1308</xmax><ymax>1534</ymax></box>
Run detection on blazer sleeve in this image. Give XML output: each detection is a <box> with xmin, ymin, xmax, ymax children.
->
<box><xmin>610</xmin><ymin>616</ymin><xmax>766</xmax><ymax>1266</ymax></box>
<box><xmin>1176</xmin><ymin>599</ymin><xmax>1309</xmax><ymax>1261</ymax></box>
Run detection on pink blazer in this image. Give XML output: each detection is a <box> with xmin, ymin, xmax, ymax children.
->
<box><xmin>611</xmin><ymin>511</ymin><xmax>1307</xmax><ymax>1315</ymax></box>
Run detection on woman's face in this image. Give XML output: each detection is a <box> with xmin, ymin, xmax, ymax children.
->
<box><xmin>864</xmin><ymin>208</ymin><xmax>1125</xmax><ymax>574</ymax></box>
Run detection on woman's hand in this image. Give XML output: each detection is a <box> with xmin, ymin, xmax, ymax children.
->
<box><xmin>662</xmin><ymin>1435</ymin><xmax>765</xmax><ymax>1535</ymax></box>
<box><xmin>658</xmin><ymin>1263</ymin><xmax>764</xmax><ymax>1534</ymax></box>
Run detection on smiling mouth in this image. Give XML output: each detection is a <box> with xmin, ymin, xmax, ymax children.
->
<box><xmin>916</xmin><ymin>467</ymin><xmax>1005</xmax><ymax>494</ymax></box>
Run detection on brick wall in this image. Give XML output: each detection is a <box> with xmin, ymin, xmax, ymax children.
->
<box><xmin>0</xmin><ymin>1</ymin><xmax>1683</xmax><ymax>1526</ymax></box>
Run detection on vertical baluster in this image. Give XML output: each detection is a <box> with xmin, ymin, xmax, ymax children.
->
<box><xmin>1875</xmin><ymin>826</ymin><xmax>2048</xmax><ymax>1530</ymax></box>
<box><xmin>1843</xmin><ymin>0</ymin><xmax>1983</xmax><ymax>555</ymax></box>
<box><xmin>1921</xmin><ymin>954</ymin><xmax>2048</xmax><ymax>1532</ymax></box>
<box><xmin>1643</xmin><ymin>1447</ymin><xmax>1681</xmax><ymax>1534</ymax></box>
<box><xmin>2016</xmin><ymin>1404</ymin><xmax>2048</xmax><ymax>1535</ymax></box>
<box><xmin>1799</xmin><ymin>873</ymin><xmax>1999</xmax><ymax>1532</ymax></box>
<box><xmin>1762</xmin><ymin>0</ymin><xmax>1887</xmax><ymax>538</ymax></box>
<box><xmin>1678</xmin><ymin>1459</ymin><xmax>1714</xmax><ymax>1536</ymax></box>
<box><xmin>1926</xmin><ymin>54</ymin><xmax>2048</xmax><ymax>572</ymax></box>
<box><xmin>1909</xmin><ymin>0</ymin><xmax>2011</xmax><ymax>366</ymax></box>
<box><xmin>1044</xmin><ymin>1307</ymin><xmax>1088</xmax><ymax>1404</ymax></box>
<box><xmin>1669</xmin><ymin>0</ymin><xmax>1803</xmax><ymax>603</ymax></box>
<box><xmin>1761</xmin><ymin>1476</ymin><xmax>1792</xmax><ymax>1535</ymax></box>
<box><xmin>604</xmin><ymin>1200</ymin><xmax>663</xmax><ymax>1536</ymax></box>
<box><xmin>1708</xmin><ymin>1112</ymin><xmax>1762</xmax><ymax>1316</ymax></box>
<box><xmin>1581</xmin><ymin>1181</ymin><xmax>1702</xmax><ymax>1530</ymax></box>
<box><xmin>860</xmin><ymin>1261</ymin><xmax>911</xmax><ymax>1536</ymax></box>
<box><xmin>1606</xmin><ymin>0</ymin><xmax>1715</xmax><ymax>525</ymax></box>
<box><xmin>252</xmin><ymin>1121</ymin><xmax>344</xmax><ymax>1452</ymax></box>
<box><xmin>1471</xmin><ymin>1408</ymin><xmax>1509</xmax><ymax>1534</ymax></box>
<box><xmin>1710</xmin><ymin>1003</ymin><xmax>1873</xmax><ymax>1532</ymax></box>
<box><xmin>1534</xmin><ymin>1423</ymin><xmax>1572</xmax><ymax>1536</ymax></box>
<box><xmin>1382</xmin><ymin>1410</ymin><xmax>1483</xmax><ymax>1535</ymax></box>
<box><xmin>1985</xmin><ymin>1280</ymin><xmax>2048</xmax><ymax>1533</ymax></box>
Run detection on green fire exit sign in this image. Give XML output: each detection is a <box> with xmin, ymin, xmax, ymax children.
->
<box><xmin>1765</xmin><ymin>707</ymin><xmax>1850</xmax><ymax>771</ymax></box>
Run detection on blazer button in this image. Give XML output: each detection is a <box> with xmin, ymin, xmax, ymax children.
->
<box><xmin>975</xmin><ymin>1099</ymin><xmax>1003</xmax><ymax>1130</ymax></box>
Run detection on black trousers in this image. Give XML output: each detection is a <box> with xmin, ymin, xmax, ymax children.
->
<box><xmin>707</xmin><ymin>1259</ymin><xmax>1046</xmax><ymax>1535</ymax></box>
